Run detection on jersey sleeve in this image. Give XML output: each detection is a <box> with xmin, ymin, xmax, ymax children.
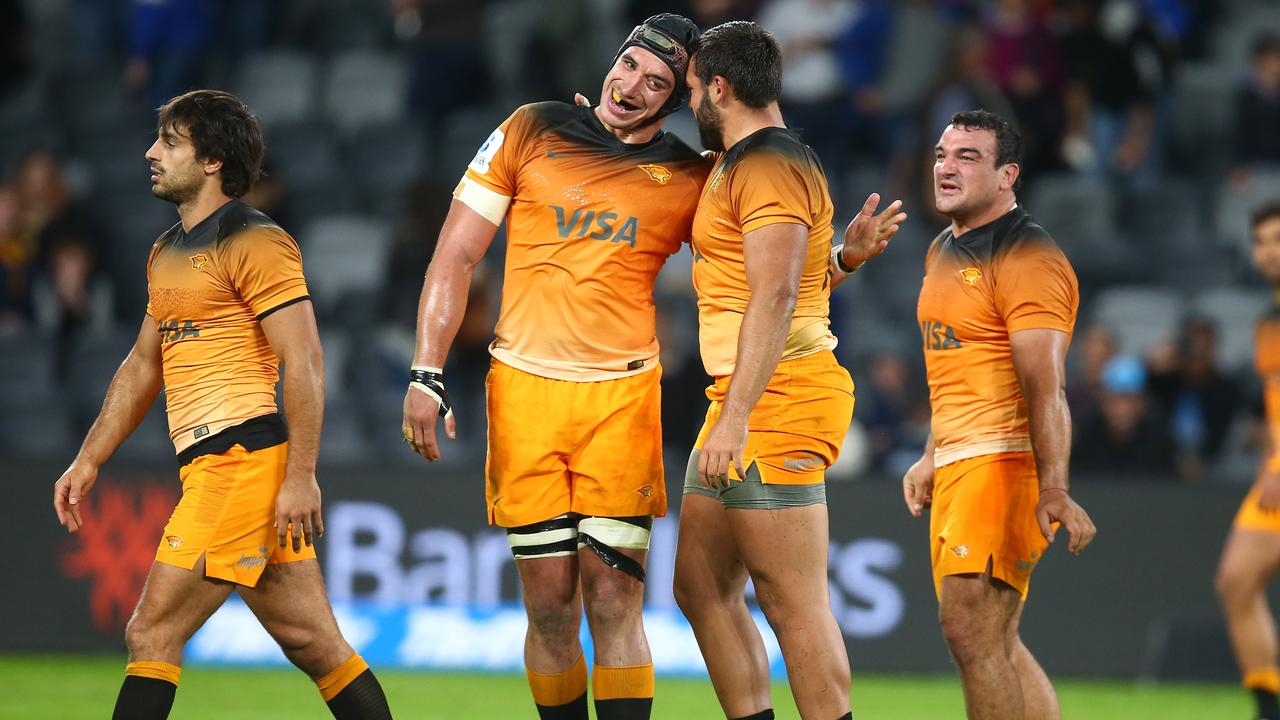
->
<box><xmin>144</xmin><ymin>240</ymin><xmax>162</xmax><ymax>317</ymax></box>
<box><xmin>730</xmin><ymin>151</ymin><xmax>813</xmax><ymax>235</ymax></box>
<box><xmin>995</xmin><ymin>238</ymin><xmax>1079</xmax><ymax>334</ymax></box>
<box><xmin>223</xmin><ymin>228</ymin><xmax>310</xmax><ymax>319</ymax></box>
<box><xmin>461</xmin><ymin>105</ymin><xmax>537</xmax><ymax>197</ymax></box>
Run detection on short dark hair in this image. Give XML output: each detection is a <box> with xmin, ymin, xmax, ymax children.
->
<box><xmin>1253</xmin><ymin>200</ymin><xmax>1280</xmax><ymax>232</ymax></box>
<box><xmin>692</xmin><ymin>21</ymin><xmax>781</xmax><ymax>109</ymax></box>
<box><xmin>949</xmin><ymin>109</ymin><xmax>1023</xmax><ymax>189</ymax></box>
<box><xmin>157</xmin><ymin>89</ymin><xmax>265</xmax><ymax>198</ymax></box>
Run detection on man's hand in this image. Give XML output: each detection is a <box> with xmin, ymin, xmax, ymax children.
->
<box><xmin>275</xmin><ymin>474</ymin><xmax>324</xmax><ymax>552</ymax></box>
<box><xmin>1255</xmin><ymin>469</ymin><xmax>1280</xmax><ymax>511</ymax></box>
<box><xmin>53</xmin><ymin>460</ymin><xmax>98</xmax><ymax>533</ymax></box>
<box><xmin>698</xmin><ymin>414</ymin><xmax>748</xmax><ymax>490</ymax></box>
<box><xmin>403</xmin><ymin>386</ymin><xmax>457</xmax><ymax>461</ymax></box>
<box><xmin>841</xmin><ymin>193</ymin><xmax>907</xmax><ymax>268</ymax></box>
<box><xmin>902</xmin><ymin>456</ymin><xmax>934</xmax><ymax>517</ymax></box>
<box><xmin>1036</xmin><ymin>488</ymin><xmax>1096</xmax><ymax>555</ymax></box>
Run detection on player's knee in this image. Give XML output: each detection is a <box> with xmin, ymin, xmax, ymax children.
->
<box><xmin>1214</xmin><ymin>563</ymin><xmax>1254</xmax><ymax>608</ymax></box>
<box><xmin>124</xmin><ymin>611</ymin><xmax>177</xmax><ymax>659</ymax></box>
<box><xmin>273</xmin><ymin>623</ymin><xmax>344</xmax><ymax>676</ymax></box>
<box><xmin>525</xmin><ymin>593</ymin><xmax>580</xmax><ymax>642</ymax></box>
<box><xmin>939</xmin><ymin>607</ymin><xmax>996</xmax><ymax>665</ymax></box>
<box><xmin>583</xmin><ymin>579</ymin><xmax>642</xmax><ymax>629</ymax></box>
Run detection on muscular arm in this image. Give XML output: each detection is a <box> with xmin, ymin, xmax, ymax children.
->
<box><xmin>76</xmin><ymin>315</ymin><xmax>163</xmax><ymax>465</ymax></box>
<box><xmin>1012</xmin><ymin>327</ymin><xmax>1096</xmax><ymax>553</ymax></box>
<box><xmin>411</xmin><ymin>199</ymin><xmax>500</xmax><ymax>368</ymax></box>
<box><xmin>404</xmin><ymin>198</ymin><xmax>501</xmax><ymax>460</ymax></box>
<box><xmin>55</xmin><ymin>315</ymin><xmax>163</xmax><ymax>531</ymax></box>
<box><xmin>261</xmin><ymin>300</ymin><xmax>324</xmax><ymax>486</ymax></box>
<box><xmin>1010</xmin><ymin>328</ymin><xmax>1071</xmax><ymax>492</ymax></box>
<box><xmin>698</xmin><ymin>222</ymin><xmax>807</xmax><ymax>485</ymax></box>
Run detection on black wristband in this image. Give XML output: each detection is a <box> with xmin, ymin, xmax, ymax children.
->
<box><xmin>409</xmin><ymin>369</ymin><xmax>453</xmax><ymax>418</ymax></box>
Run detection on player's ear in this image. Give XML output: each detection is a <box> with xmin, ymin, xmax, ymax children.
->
<box><xmin>1001</xmin><ymin>163</ymin><xmax>1020</xmax><ymax>192</ymax></box>
<box><xmin>202</xmin><ymin>157</ymin><xmax>224</xmax><ymax>176</ymax></box>
<box><xmin>712</xmin><ymin>75</ymin><xmax>730</xmax><ymax>105</ymax></box>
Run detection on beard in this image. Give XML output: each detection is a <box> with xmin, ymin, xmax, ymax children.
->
<box><xmin>694</xmin><ymin>94</ymin><xmax>725</xmax><ymax>152</ymax></box>
<box><xmin>151</xmin><ymin>171</ymin><xmax>201</xmax><ymax>206</ymax></box>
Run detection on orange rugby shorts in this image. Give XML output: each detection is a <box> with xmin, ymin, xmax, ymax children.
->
<box><xmin>1234</xmin><ymin>482</ymin><xmax>1280</xmax><ymax>532</ymax></box>
<box><xmin>156</xmin><ymin>441</ymin><xmax>315</xmax><ymax>586</ymax></box>
<box><xmin>485</xmin><ymin>360</ymin><xmax>665</xmax><ymax>527</ymax></box>
<box><xmin>694</xmin><ymin>350</ymin><xmax>855</xmax><ymax>485</ymax></box>
<box><xmin>930</xmin><ymin>451</ymin><xmax>1048</xmax><ymax>599</ymax></box>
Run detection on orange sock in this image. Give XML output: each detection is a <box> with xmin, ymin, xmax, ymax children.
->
<box><xmin>316</xmin><ymin>654</ymin><xmax>369</xmax><ymax>702</ymax></box>
<box><xmin>125</xmin><ymin>661</ymin><xmax>182</xmax><ymax>686</ymax></box>
<box><xmin>527</xmin><ymin>654</ymin><xmax>588</xmax><ymax>708</ymax></box>
<box><xmin>592</xmin><ymin>663</ymin><xmax>654</xmax><ymax>701</ymax></box>
<box><xmin>1245</xmin><ymin>667</ymin><xmax>1280</xmax><ymax>693</ymax></box>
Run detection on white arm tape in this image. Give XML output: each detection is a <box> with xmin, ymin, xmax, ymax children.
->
<box><xmin>454</xmin><ymin>177</ymin><xmax>512</xmax><ymax>226</ymax></box>
<box><xmin>577</xmin><ymin>517</ymin><xmax>651</xmax><ymax>550</ymax></box>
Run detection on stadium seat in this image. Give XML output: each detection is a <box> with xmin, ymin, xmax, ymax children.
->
<box><xmin>1210</xmin><ymin>5</ymin><xmax>1280</xmax><ymax>73</ymax></box>
<box><xmin>1216</xmin><ymin>170</ymin><xmax>1280</xmax><ymax>253</ymax></box>
<box><xmin>1026</xmin><ymin>173</ymin><xmax>1138</xmax><ymax>280</ymax></box>
<box><xmin>437</xmin><ymin>106</ymin><xmax>508</xmax><ymax>179</ymax></box>
<box><xmin>299</xmin><ymin>215</ymin><xmax>393</xmax><ymax>317</ymax></box>
<box><xmin>323</xmin><ymin>50</ymin><xmax>409</xmax><ymax>134</ymax></box>
<box><xmin>343</xmin><ymin>119</ymin><xmax>428</xmax><ymax>215</ymax></box>
<box><xmin>878</xmin><ymin>2</ymin><xmax>948</xmax><ymax>114</ymax></box>
<box><xmin>234</xmin><ymin>50</ymin><xmax>320</xmax><ymax>128</ymax></box>
<box><xmin>1089</xmin><ymin>286</ymin><xmax>1185</xmax><ymax>358</ymax></box>
<box><xmin>264</xmin><ymin>120</ymin><xmax>343</xmax><ymax>189</ymax></box>
<box><xmin>1167</xmin><ymin>63</ymin><xmax>1237</xmax><ymax>176</ymax></box>
<box><xmin>1191</xmin><ymin>287</ymin><xmax>1271</xmax><ymax>372</ymax></box>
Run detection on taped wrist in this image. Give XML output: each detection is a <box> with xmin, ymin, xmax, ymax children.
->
<box><xmin>831</xmin><ymin>244</ymin><xmax>862</xmax><ymax>275</ymax></box>
<box><xmin>408</xmin><ymin>366</ymin><xmax>454</xmax><ymax>419</ymax></box>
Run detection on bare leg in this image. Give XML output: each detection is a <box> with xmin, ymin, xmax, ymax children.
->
<box><xmin>674</xmin><ymin>494</ymin><xmax>772</xmax><ymax>718</ymax></box>
<box><xmin>1008</xmin><ymin>603</ymin><xmax>1059</xmax><ymax>720</ymax></box>
<box><xmin>1216</xmin><ymin>529</ymin><xmax>1280</xmax><ymax>681</ymax></box>
<box><xmin>938</xmin><ymin>571</ymin><xmax>1024</xmax><ymax>720</ymax></box>
<box><xmin>580</xmin><ymin>546</ymin><xmax>649</xmax><ymax>666</ymax></box>
<box><xmin>125</xmin><ymin>556</ymin><xmax>236</xmax><ymax>664</ymax></box>
<box><xmin>729</xmin><ymin>504</ymin><xmax>850</xmax><ymax>720</ymax></box>
<box><xmin>515</xmin><ymin>555</ymin><xmax>584</xmax><ymax>673</ymax></box>
<box><xmin>236</xmin><ymin>559</ymin><xmax>355</xmax><ymax>678</ymax></box>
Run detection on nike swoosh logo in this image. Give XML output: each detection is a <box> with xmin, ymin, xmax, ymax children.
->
<box><xmin>546</xmin><ymin>149</ymin><xmax>565</xmax><ymax>158</ymax></box>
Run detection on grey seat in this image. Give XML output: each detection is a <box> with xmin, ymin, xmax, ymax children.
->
<box><xmin>1089</xmin><ymin>286</ymin><xmax>1185</xmax><ymax>358</ymax></box>
<box><xmin>299</xmin><ymin>215</ymin><xmax>393</xmax><ymax>317</ymax></box>
<box><xmin>344</xmin><ymin>120</ymin><xmax>428</xmax><ymax>215</ymax></box>
<box><xmin>323</xmin><ymin>51</ymin><xmax>409</xmax><ymax>134</ymax></box>
<box><xmin>235</xmin><ymin>50</ymin><xmax>320</xmax><ymax>128</ymax></box>
<box><xmin>437</xmin><ymin>106</ymin><xmax>509</xmax><ymax>180</ymax></box>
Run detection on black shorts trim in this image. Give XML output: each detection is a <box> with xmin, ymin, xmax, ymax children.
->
<box><xmin>256</xmin><ymin>295</ymin><xmax>311</xmax><ymax>322</ymax></box>
<box><xmin>177</xmin><ymin>413</ymin><xmax>288</xmax><ymax>467</ymax></box>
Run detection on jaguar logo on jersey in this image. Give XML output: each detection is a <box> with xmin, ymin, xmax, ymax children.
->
<box><xmin>552</xmin><ymin>205</ymin><xmax>639</xmax><ymax>248</ymax></box>
<box><xmin>189</xmin><ymin>253</ymin><xmax>208</xmax><ymax>271</ymax></box>
<box><xmin>950</xmin><ymin>544</ymin><xmax>970</xmax><ymax>558</ymax></box>
<box><xmin>920</xmin><ymin>320</ymin><xmax>962</xmax><ymax>350</ymax></box>
<box><xmin>158</xmin><ymin>320</ymin><xmax>200</xmax><ymax>343</ymax></box>
<box><xmin>960</xmin><ymin>267</ymin><xmax>982</xmax><ymax>286</ymax></box>
<box><xmin>637</xmin><ymin>164</ymin><xmax>671</xmax><ymax>185</ymax></box>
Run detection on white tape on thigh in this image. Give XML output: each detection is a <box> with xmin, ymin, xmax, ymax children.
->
<box><xmin>577</xmin><ymin>517</ymin><xmax>651</xmax><ymax>550</ymax></box>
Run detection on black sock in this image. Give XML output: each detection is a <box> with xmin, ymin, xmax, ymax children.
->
<box><xmin>834</xmin><ymin>713</ymin><xmax>853</xmax><ymax>720</ymax></box>
<box><xmin>326</xmin><ymin>669</ymin><xmax>392</xmax><ymax>720</ymax></box>
<box><xmin>112</xmin><ymin>675</ymin><xmax>176</xmax><ymax>720</ymax></box>
<box><xmin>728</xmin><ymin>710</ymin><xmax>775</xmax><ymax>720</ymax></box>
<box><xmin>594</xmin><ymin>696</ymin><xmax>652</xmax><ymax>720</ymax></box>
<box><xmin>1255</xmin><ymin>688</ymin><xmax>1280</xmax><ymax>720</ymax></box>
<box><xmin>537</xmin><ymin>691</ymin><xmax>588</xmax><ymax>720</ymax></box>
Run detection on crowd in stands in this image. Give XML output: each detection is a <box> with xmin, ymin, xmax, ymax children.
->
<box><xmin>0</xmin><ymin>0</ymin><xmax>1277</xmax><ymax>483</ymax></box>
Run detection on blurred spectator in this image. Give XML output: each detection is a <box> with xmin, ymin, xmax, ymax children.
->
<box><xmin>1147</xmin><ymin>315</ymin><xmax>1240</xmax><ymax>481</ymax></box>
<box><xmin>1059</xmin><ymin>0</ymin><xmax>1169</xmax><ymax>186</ymax></box>
<box><xmin>1233</xmin><ymin>33</ymin><xmax>1280</xmax><ymax>174</ymax></box>
<box><xmin>1067</xmin><ymin>323</ymin><xmax>1118</xmax><ymax>429</ymax></box>
<box><xmin>0</xmin><ymin>185</ymin><xmax>31</xmax><ymax>329</ymax></box>
<box><xmin>626</xmin><ymin>0</ymin><xmax>760</xmax><ymax>27</ymax></box>
<box><xmin>834</xmin><ymin>0</ymin><xmax>894</xmax><ymax>162</ymax></box>
<box><xmin>125</xmin><ymin>0</ymin><xmax>213</xmax><ymax>109</ymax></box>
<box><xmin>982</xmin><ymin>0</ymin><xmax>1065</xmax><ymax>178</ymax></box>
<box><xmin>0</xmin><ymin>0</ymin><xmax>30</xmax><ymax>101</ymax></box>
<box><xmin>1073</xmin><ymin>354</ymin><xmax>1177</xmax><ymax>479</ymax></box>
<box><xmin>402</xmin><ymin>0</ymin><xmax>490</xmax><ymax>122</ymax></box>
<box><xmin>758</xmin><ymin>0</ymin><xmax>860</xmax><ymax>174</ymax></box>
<box><xmin>858</xmin><ymin>351</ymin><xmax>929</xmax><ymax>476</ymax></box>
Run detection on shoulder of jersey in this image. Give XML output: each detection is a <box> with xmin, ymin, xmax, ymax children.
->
<box><xmin>214</xmin><ymin>202</ymin><xmax>286</xmax><ymax>247</ymax></box>
<box><xmin>992</xmin><ymin>209</ymin><xmax>1061</xmax><ymax>256</ymax></box>
<box><xmin>155</xmin><ymin>220</ymin><xmax>183</xmax><ymax>248</ymax></box>
<box><xmin>730</xmin><ymin>127</ymin><xmax>808</xmax><ymax>167</ymax></box>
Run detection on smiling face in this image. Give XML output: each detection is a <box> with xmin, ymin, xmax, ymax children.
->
<box><xmin>933</xmin><ymin>124</ymin><xmax>1017</xmax><ymax>221</ymax></box>
<box><xmin>596</xmin><ymin>47</ymin><xmax>676</xmax><ymax>132</ymax></box>
<box><xmin>145</xmin><ymin>123</ymin><xmax>212</xmax><ymax>206</ymax></box>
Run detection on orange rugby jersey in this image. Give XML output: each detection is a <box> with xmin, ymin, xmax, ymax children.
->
<box><xmin>917</xmin><ymin>206</ymin><xmax>1078</xmax><ymax>467</ymax></box>
<box><xmin>460</xmin><ymin>101</ymin><xmax>710</xmax><ymax>381</ymax></box>
<box><xmin>690</xmin><ymin>127</ymin><xmax>837</xmax><ymax>378</ymax></box>
<box><xmin>146</xmin><ymin>200</ymin><xmax>309</xmax><ymax>454</ymax></box>
<box><xmin>1257</xmin><ymin>306</ymin><xmax>1280</xmax><ymax>469</ymax></box>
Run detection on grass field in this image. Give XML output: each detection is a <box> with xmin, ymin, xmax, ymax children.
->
<box><xmin>0</xmin><ymin>654</ymin><xmax>1243</xmax><ymax>719</ymax></box>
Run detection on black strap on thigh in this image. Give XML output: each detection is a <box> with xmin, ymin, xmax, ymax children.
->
<box><xmin>577</xmin><ymin>515</ymin><xmax>650</xmax><ymax>583</ymax></box>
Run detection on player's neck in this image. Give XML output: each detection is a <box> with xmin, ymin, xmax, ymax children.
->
<box><xmin>719</xmin><ymin>103</ymin><xmax>785</xmax><ymax>152</ymax></box>
<box><xmin>177</xmin><ymin>187</ymin><xmax>234</xmax><ymax>232</ymax></box>
<box><xmin>950</xmin><ymin>195</ymin><xmax>1017</xmax><ymax>237</ymax></box>
<box><xmin>594</xmin><ymin>107</ymin><xmax>664</xmax><ymax>145</ymax></box>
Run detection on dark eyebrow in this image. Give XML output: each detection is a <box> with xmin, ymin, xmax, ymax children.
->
<box><xmin>956</xmin><ymin>146</ymin><xmax>984</xmax><ymax>156</ymax></box>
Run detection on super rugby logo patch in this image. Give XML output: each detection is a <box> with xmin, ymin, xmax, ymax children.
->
<box><xmin>468</xmin><ymin>128</ymin><xmax>505</xmax><ymax>175</ymax></box>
